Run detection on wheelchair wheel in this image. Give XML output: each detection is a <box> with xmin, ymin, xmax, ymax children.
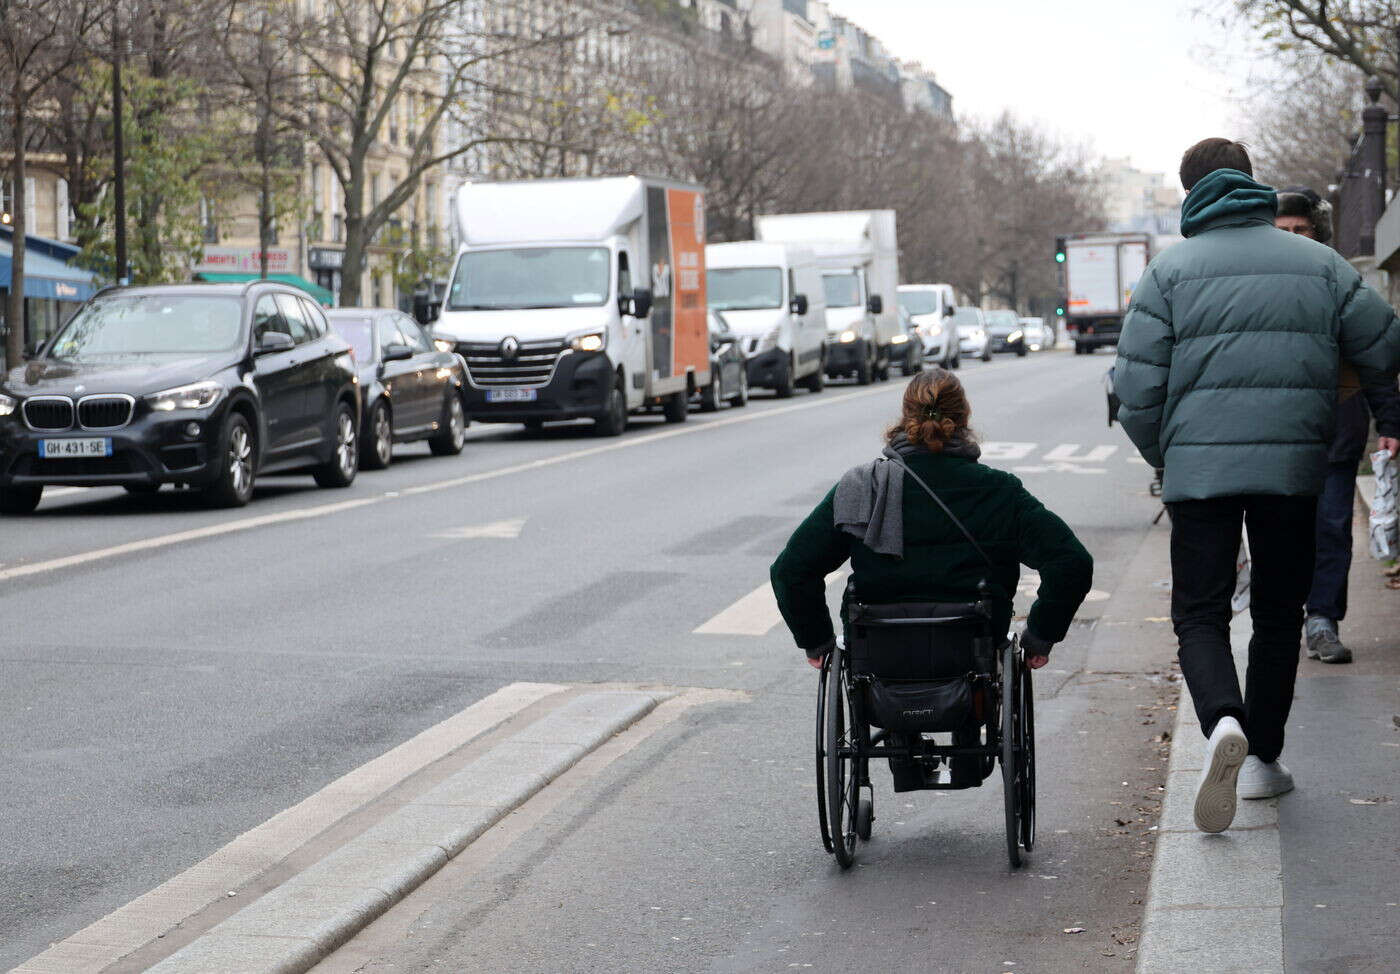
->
<box><xmin>856</xmin><ymin>797</ymin><xmax>874</xmax><ymax>841</ymax></box>
<box><xmin>815</xmin><ymin>653</ymin><xmax>833</xmax><ymax>854</ymax></box>
<box><xmin>1018</xmin><ymin>664</ymin><xmax>1037</xmax><ymax>852</ymax></box>
<box><xmin>1001</xmin><ymin>639</ymin><xmax>1024</xmax><ymax>869</ymax></box>
<box><xmin>823</xmin><ymin>642</ymin><xmax>859</xmax><ymax>868</ymax></box>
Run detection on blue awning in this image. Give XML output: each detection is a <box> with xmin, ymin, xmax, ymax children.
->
<box><xmin>0</xmin><ymin>236</ymin><xmax>97</xmax><ymax>303</ymax></box>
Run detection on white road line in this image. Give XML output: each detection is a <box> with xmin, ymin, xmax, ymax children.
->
<box><xmin>431</xmin><ymin>518</ymin><xmax>527</xmax><ymax>540</ymax></box>
<box><xmin>1044</xmin><ymin>443</ymin><xmax>1118</xmax><ymax>463</ymax></box>
<box><xmin>695</xmin><ymin>568</ymin><xmax>848</xmax><ymax>636</ymax></box>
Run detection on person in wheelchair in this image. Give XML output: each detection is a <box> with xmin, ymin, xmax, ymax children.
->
<box><xmin>771</xmin><ymin>367</ymin><xmax>1093</xmax><ymax>791</ymax></box>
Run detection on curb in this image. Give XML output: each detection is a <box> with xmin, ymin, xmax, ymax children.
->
<box><xmin>1136</xmin><ymin>613</ymin><xmax>1285</xmax><ymax>974</ymax></box>
<box><xmin>142</xmin><ymin>690</ymin><xmax>662</xmax><ymax>974</ymax></box>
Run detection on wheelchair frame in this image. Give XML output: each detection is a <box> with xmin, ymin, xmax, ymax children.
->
<box><xmin>815</xmin><ymin>595</ymin><xmax>1036</xmax><ymax>870</ymax></box>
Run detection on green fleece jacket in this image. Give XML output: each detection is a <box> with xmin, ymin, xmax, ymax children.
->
<box><xmin>770</xmin><ymin>450</ymin><xmax>1093</xmax><ymax>655</ymax></box>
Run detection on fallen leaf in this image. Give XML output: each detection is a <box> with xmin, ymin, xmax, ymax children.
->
<box><xmin>1064</xmin><ymin>927</ymin><xmax>1086</xmax><ymax>934</ymax></box>
<box><xmin>1349</xmin><ymin>796</ymin><xmax>1391</xmax><ymax>805</ymax></box>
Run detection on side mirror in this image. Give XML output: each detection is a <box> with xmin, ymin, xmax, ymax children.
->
<box><xmin>626</xmin><ymin>288</ymin><xmax>653</xmax><ymax>319</ymax></box>
<box><xmin>413</xmin><ymin>294</ymin><xmax>440</xmax><ymax>325</ymax></box>
<box><xmin>256</xmin><ymin>331</ymin><xmax>295</xmax><ymax>355</ymax></box>
<box><xmin>866</xmin><ymin>294</ymin><xmax>883</xmax><ymax>315</ymax></box>
<box><xmin>944</xmin><ymin>304</ymin><xmax>955</xmax><ymax>317</ymax></box>
<box><xmin>790</xmin><ymin>293</ymin><xmax>809</xmax><ymax>316</ymax></box>
<box><xmin>382</xmin><ymin>343</ymin><xmax>414</xmax><ymax>363</ymax></box>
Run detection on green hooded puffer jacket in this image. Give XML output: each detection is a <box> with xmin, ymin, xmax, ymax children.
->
<box><xmin>1114</xmin><ymin>168</ymin><xmax>1400</xmax><ymax>502</ymax></box>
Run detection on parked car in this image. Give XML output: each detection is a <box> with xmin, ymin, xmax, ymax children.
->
<box><xmin>950</xmin><ymin>306</ymin><xmax>991</xmax><ymax>362</ymax></box>
<box><xmin>1019</xmin><ymin>316</ymin><xmax>1050</xmax><ymax>352</ymax></box>
<box><xmin>894</xmin><ymin>306</ymin><xmax>923</xmax><ymax>376</ymax></box>
<box><xmin>985</xmin><ymin>309</ymin><xmax>1027</xmax><ymax>356</ymax></box>
<box><xmin>0</xmin><ymin>282</ymin><xmax>360</xmax><ymax>513</ymax></box>
<box><xmin>325</xmin><ymin>308</ymin><xmax>470</xmax><ymax>469</ymax></box>
<box><xmin>897</xmin><ymin>283</ymin><xmax>958</xmax><ymax>368</ymax></box>
<box><xmin>696</xmin><ymin>310</ymin><xmax>750</xmax><ymax>412</ymax></box>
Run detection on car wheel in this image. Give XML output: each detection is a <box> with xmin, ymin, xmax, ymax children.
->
<box><xmin>802</xmin><ymin>361</ymin><xmax>824</xmax><ymax>393</ymax></box>
<box><xmin>361</xmin><ymin>400</ymin><xmax>393</xmax><ymax>470</ymax></box>
<box><xmin>730</xmin><ymin>368</ymin><xmax>749</xmax><ymax>407</ymax></box>
<box><xmin>773</xmin><ymin>354</ymin><xmax>796</xmax><ymax>398</ymax></box>
<box><xmin>855</xmin><ymin>349</ymin><xmax>872</xmax><ymax>385</ymax></box>
<box><xmin>699</xmin><ymin>369</ymin><xmax>722</xmax><ymax>412</ymax></box>
<box><xmin>0</xmin><ymin>484</ymin><xmax>43</xmax><ymax>514</ymax></box>
<box><xmin>202</xmin><ymin>412</ymin><xmax>256</xmax><ymax>508</ymax></box>
<box><xmin>662</xmin><ymin>389</ymin><xmax>688</xmax><ymax>423</ymax></box>
<box><xmin>593</xmin><ymin>380</ymin><xmax>627</xmax><ymax>437</ymax></box>
<box><xmin>981</xmin><ymin>346</ymin><xmax>992</xmax><ymax>362</ymax></box>
<box><xmin>429</xmin><ymin>393</ymin><xmax>467</xmax><ymax>456</ymax></box>
<box><xmin>313</xmin><ymin>401</ymin><xmax>358</xmax><ymax>488</ymax></box>
<box><xmin>952</xmin><ymin>351</ymin><xmax>961</xmax><ymax>369</ymax></box>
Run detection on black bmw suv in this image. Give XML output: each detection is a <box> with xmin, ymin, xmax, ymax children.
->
<box><xmin>0</xmin><ymin>282</ymin><xmax>360</xmax><ymax>513</ymax></box>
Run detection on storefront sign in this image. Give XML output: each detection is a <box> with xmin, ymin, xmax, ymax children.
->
<box><xmin>195</xmin><ymin>246</ymin><xmax>292</xmax><ymax>274</ymax></box>
<box><xmin>308</xmin><ymin>247</ymin><xmax>345</xmax><ymax>271</ymax></box>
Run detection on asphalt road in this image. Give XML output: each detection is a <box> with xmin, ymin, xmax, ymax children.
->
<box><xmin>1</xmin><ymin>349</ymin><xmax>1179</xmax><ymax>971</ymax></box>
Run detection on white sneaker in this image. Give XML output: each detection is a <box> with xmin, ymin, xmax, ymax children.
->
<box><xmin>1193</xmin><ymin>715</ymin><xmax>1249</xmax><ymax>833</ymax></box>
<box><xmin>1238</xmin><ymin>756</ymin><xmax>1294</xmax><ymax>799</ymax></box>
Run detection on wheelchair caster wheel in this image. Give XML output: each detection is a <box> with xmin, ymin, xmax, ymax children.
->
<box><xmin>856</xmin><ymin>797</ymin><xmax>874</xmax><ymax>841</ymax></box>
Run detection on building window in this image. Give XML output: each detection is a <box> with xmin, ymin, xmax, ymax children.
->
<box><xmin>56</xmin><ymin>179</ymin><xmax>71</xmax><ymax>240</ymax></box>
<box><xmin>199</xmin><ymin>196</ymin><xmax>218</xmax><ymax>244</ymax></box>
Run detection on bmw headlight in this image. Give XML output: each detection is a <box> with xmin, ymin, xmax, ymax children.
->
<box><xmin>570</xmin><ymin>332</ymin><xmax>605</xmax><ymax>353</ymax></box>
<box><xmin>146</xmin><ymin>379</ymin><xmax>223</xmax><ymax>412</ymax></box>
<box><xmin>838</xmin><ymin>330</ymin><xmax>857</xmax><ymax>344</ymax></box>
<box><xmin>1007</xmin><ymin>330</ymin><xmax>1023</xmax><ymax>343</ymax></box>
<box><xmin>0</xmin><ymin>393</ymin><xmax>16</xmax><ymax>417</ymax></box>
<box><xmin>756</xmin><ymin>325</ymin><xmax>781</xmax><ymax>353</ymax></box>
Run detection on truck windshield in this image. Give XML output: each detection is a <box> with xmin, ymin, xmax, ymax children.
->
<box><xmin>708</xmin><ymin>268</ymin><xmax>783</xmax><ymax>311</ymax></box>
<box><xmin>898</xmin><ymin>291</ymin><xmax>940</xmax><ymax>316</ymax></box>
<box><xmin>822</xmin><ymin>272</ymin><xmax>861</xmax><ymax>308</ymax></box>
<box><xmin>48</xmin><ymin>294</ymin><xmax>244</xmax><ymax>360</ymax></box>
<box><xmin>447</xmin><ymin>247</ymin><xmax>611</xmax><ymax>310</ymax></box>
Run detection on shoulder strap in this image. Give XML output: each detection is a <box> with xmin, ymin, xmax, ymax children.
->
<box><xmin>882</xmin><ymin>454</ymin><xmax>996</xmax><ymax>571</ymax></box>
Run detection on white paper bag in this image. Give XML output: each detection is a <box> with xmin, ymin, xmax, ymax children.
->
<box><xmin>1369</xmin><ymin>449</ymin><xmax>1398</xmax><ymax>561</ymax></box>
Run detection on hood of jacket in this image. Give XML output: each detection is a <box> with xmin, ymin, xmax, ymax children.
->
<box><xmin>1179</xmin><ymin>168</ymin><xmax>1277</xmax><ymax>238</ymax></box>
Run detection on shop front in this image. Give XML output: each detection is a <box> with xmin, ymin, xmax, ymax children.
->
<box><xmin>0</xmin><ymin>229</ymin><xmax>97</xmax><ymax>370</ymax></box>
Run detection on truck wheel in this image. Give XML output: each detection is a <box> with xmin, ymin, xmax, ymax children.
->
<box><xmin>0</xmin><ymin>484</ymin><xmax>43</xmax><ymax>514</ymax></box>
<box><xmin>981</xmin><ymin>346</ymin><xmax>992</xmax><ymax>362</ymax></box>
<box><xmin>773</xmin><ymin>355</ymin><xmax>796</xmax><ymax>398</ymax></box>
<box><xmin>593</xmin><ymin>382</ymin><xmax>627</xmax><ymax>437</ymax></box>
<box><xmin>802</xmin><ymin>362</ymin><xmax>824</xmax><ymax>393</ymax></box>
<box><xmin>1015</xmin><ymin>344</ymin><xmax>1027</xmax><ymax>358</ymax></box>
<box><xmin>950</xmin><ymin>350</ymin><xmax>961</xmax><ymax>370</ymax></box>
<box><xmin>855</xmin><ymin>349</ymin><xmax>873</xmax><ymax>386</ymax></box>
<box><xmin>662</xmin><ymin>390</ymin><xmax>688</xmax><ymax>423</ymax></box>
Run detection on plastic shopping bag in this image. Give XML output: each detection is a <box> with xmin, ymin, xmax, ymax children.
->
<box><xmin>1369</xmin><ymin>449</ymin><xmax>1398</xmax><ymax>561</ymax></box>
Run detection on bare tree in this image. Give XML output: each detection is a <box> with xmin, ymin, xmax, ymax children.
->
<box><xmin>0</xmin><ymin>0</ymin><xmax>99</xmax><ymax>366</ymax></box>
<box><xmin>1234</xmin><ymin>1</ymin><xmax>1400</xmax><ymax>102</ymax></box>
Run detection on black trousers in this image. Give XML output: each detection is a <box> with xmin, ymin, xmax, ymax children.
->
<box><xmin>1168</xmin><ymin>495</ymin><xmax>1317</xmax><ymax>763</ymax></box>
<box><xmin>1307</xmin><ymin>460</ymin><xmax>1359</xmax><ymax>622</ymax></box>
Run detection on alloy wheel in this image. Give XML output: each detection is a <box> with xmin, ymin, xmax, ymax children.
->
<box><xmin>448</xmin><ymin>396</ymin><xmax>466</xmax><ymax>449</ymax></box>
<box><xmin>336</xmin><ymin>411</ymin><xmax>356</xmax><ymax>478</ymax></box>
<box><xmin>374</xmin><ymin>407</ymin><xmax>393</xmax><ymax>466</ymax></box>
<box><xmin>228</xmin><ymin>424</ymin><xmax>253</xmax><ymax>498</ymax></box>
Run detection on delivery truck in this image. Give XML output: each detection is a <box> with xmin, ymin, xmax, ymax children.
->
<box><xmin>706</xmin><ymin>241</ymin><xmax>827</xmax><ymax>397</ymax></box>
<box><xmin>1057</xmin><ymin>231</ymin><xmax>1151</xmax><ymax>354</ymax></box>
<box><xmin>754</xmin><ymin>210</ymin><xmax>900</xmax><ymax>384</ymax></box>
<box><xmin>432</xmin><ymin>176</ymin><xmax>709</xmax><ymax>435</ymax></box>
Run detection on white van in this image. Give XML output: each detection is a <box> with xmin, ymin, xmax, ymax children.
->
<box><xmin>705</xmin><ymin>242</ymin><xmax>827</xmax><ymax>397</ymax></box>
<box><xmin>754</xmin><ymin>210</ymin><xmax>900</xmax><ymax>385</ymax></box>
<box><xmin>433</xmin><ymin>176</ymin><xmax>709</xmax><ymax>435</ymax></box>
<box><xmin>897</xmin><ymin>284</ymin><xmax>958</xmax><ymax>368</ymax></box>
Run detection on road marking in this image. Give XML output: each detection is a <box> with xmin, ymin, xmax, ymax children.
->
<box><xmin>432</xmin><ymin>518</ymin><xmax>527</xmax><ymax>540</ymax></box>
<box><xmin>1012</xmin><ymin>462</ymin><xmax>1107</xmax><ymax>475</ymax></box>
<box><xmin>981</xmin><ymin>441</ymin><xmax>1037</xmax><ymax>460</ymax></box>
<box><xmin>1044</xmin><ymin>443</ymin><xmax>1118</xmax><ymax>463</ymax></box>
<box><xmin>695</xmin><ymin>568</ymin><xmax>848</xmax><ymax>636</ymax></box>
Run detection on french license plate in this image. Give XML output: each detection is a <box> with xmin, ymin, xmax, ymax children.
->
<box><xmin>39</xmin><ymin>437</ymin><xmax>111</xmax><ymax>458</ymax></box>
<box><xmin>486</xmin><ymin>388</ymin><xmax>538</xmax><ymax>403</ymax></box>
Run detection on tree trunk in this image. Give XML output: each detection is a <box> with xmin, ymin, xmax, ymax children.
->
<box><xmin>6</xmin><ymin>89</ymin><xmax>28</xmax><ymax>369</ymax></box>
<box><xmin>341</xmin><ymin>214</ymin><xmax>365</xmax><ymax>306</ymax></box>
<box><xmin>258</xmin><ymin>109</ymin><xmax>271</xmax><ymax>278</ymax></box>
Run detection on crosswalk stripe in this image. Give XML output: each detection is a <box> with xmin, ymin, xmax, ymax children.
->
<box><xmin>694</xmin><ymin>568</ymin><xmax>848</xmax><ymax>636</ymax></box>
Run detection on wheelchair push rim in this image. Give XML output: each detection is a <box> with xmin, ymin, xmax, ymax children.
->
<box><xmin>1001</xmin><ymin>637</ymin><xmax>1028</xmax><ymax>869</ymax></box>
<box><xmin>1019</xmin><ymin>656</ymin><xmax>1037</xmax><ymax>851</ymax></box>
<box><xmin>817</xmin><ymin>642</ymin><xmax>860</xmax><ymax>868</ymax></box>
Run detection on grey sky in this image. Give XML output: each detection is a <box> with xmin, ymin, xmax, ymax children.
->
<box><xmin>828</xmin><ymin>0</ymin><xmax>1252</xmax><ymax>178</ymax></box>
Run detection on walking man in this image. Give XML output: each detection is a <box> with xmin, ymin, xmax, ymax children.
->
<box><xmin>1275</xmin><ymin>187</ymin><xmax>1400</xmax><ymax>664</ymax></box>
<box><xmin>1113</xmin><ymin>139</ymin><xmax>1400</xmax><ymax>833</ymax></box>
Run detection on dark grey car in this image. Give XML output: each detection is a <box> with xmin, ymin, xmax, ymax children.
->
<box><xmin>326</xmin><ymin>308</ymin><xmax>469</xmax><ymax>470</ymax></box>
<box><xmin>696</xmin><ymin>310</ymin><xmax>749</xmax><ymax>412</ymax></box>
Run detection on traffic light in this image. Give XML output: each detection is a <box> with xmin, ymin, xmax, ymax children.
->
<box><xmin>1054</xmin><ymin>236</ymin><xmax>1066</xmax><ymax>264</ymax></box>
<box><xmin>1056</xmin><ymin>305</ymin><xmax>1065</xmax><ymax>317</ymax></box>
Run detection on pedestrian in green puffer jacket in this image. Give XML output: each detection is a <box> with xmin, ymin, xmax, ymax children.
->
<box><xmin>1114</xmin><ymin>138</ymin><xmax>1400</xmax><ymax>835</ymax></box>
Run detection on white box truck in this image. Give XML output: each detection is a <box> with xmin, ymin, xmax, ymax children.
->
<box><xmin>433</xmin><ymin>176</ymin><xmax>709</xmax><ymax>435</ymax></box>
<box><xmin>754</xmin><ymin>210</ymin><xmax>900</xmax><ymax>384</ymax></box>
<box><xmin>1059</xmin><ymin>231</ymin><xmax>1151</xmax><ymax>355</ymax></box>
<box><xmin>705</xmin><ymin>241</ymin><xmax>827</xmax><ymax>397</ymax></box>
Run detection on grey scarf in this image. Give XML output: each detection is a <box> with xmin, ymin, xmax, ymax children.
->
<box><xmin>833</xmin><ymin>432</ymin><xmax>980</xmax><ymax>557</ymax></box>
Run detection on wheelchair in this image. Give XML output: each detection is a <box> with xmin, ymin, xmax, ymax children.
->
<box><xmin>815</xmin><ymin>581</ymin><xmax>1036</xmax><ymax>869</ymax></box>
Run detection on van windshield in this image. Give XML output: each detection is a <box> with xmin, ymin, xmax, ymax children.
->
<box><xmin>48</xmin><ymin>294</ymin><xmax>244</xmax><ymax>360</ymax></box>
<box><xmin>447</xmin><ymin>247</ymin><xmax>610</xmax><ymax>310</ymax></box>
<box><xmin>898</xmin><ymin>291</ymin><xmax>940</xmax><ymax>316</ymax></box>
<box><xmin>708</xmin><ymin>267</ymin><xmax>783</xmax><ymax>311</ymax></box>
<box><xmin>950</xmin><ymin>307</ymin><xmax>983</xmax><ymax>327</ymax></box>
<box><xmin>822</xmin><ymin>272</ymin><xmax>861</xmax><ymax>308</ymax></box>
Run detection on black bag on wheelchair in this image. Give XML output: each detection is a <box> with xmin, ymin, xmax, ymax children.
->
<box><xmin>847</xmin><ymin>600</ymin><xmax>994</xmax><ymax>733</ymax></box>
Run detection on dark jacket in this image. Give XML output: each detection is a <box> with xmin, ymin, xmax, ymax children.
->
<box><xmin>1113</xmin><ymin>168</ymin><xmax>1400</xmax><ymax>502</ymax></box>
<box><xmin>770</xmin><ymin>449</ymin><xmax>1093</xmax><ymax>656</ymax></box>
<box><xmin>1330</xmin><ymin>372</ymin><xmax>1400</xmax><ymax>463</ymax></box>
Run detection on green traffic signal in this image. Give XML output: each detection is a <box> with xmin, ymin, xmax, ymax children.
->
<box><xmin>1055</xmin><ymin>306</ymin><xmax>1065</xmax><ymax>316</ymax></box>
<box><xmin>1055</xmin><ymin>252</ymin><xmax>1065</xmax><ymax>263</ymax></box>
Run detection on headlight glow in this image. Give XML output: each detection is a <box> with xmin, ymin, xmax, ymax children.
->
<box><xmin>571</xmin><ymin>332</ymin><xmax>605</xmax><ymax>353</ymax></box>
<box><xmin>433</xmin><ymin>338</ymin><xmax>455</xmax><ymax>354</ymax></box>
<box><xmin>1007</xmin><ymin>330</ymin><xmax>1023</xmax><ymax>343</ymax></box>
<box><xmin>838</xmin><ymin>330</ymin><xmax>857</xmax><ymax>343</ymax></box>
<box><xmin>891</xmin><ymin>333</ymin><xmax>909</xmax><ymax>344</ymax></box>
<box><xmin>146</xmin><ymin>379</ymin><xmax>223</xmax><ymax>412</ymax></box>
<box><xmin>0</xmin><ymin>393</ymin><xmax>15</xmax><ymax>417</ymax></box>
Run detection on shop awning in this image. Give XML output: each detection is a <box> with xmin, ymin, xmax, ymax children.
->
<box><xmin>192</xmin><ymin>271</ymin><xmax>334</xmax><ymax>306</ymax></box>
<box><xmin>0</xmin><ymin>239</ymin><xmax>97</xmax><ymax>302</ymax></box>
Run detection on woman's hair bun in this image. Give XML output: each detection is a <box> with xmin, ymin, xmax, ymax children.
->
<box><xmin>887</xmin><ymin>367</ymin><xmax>972</xmax><ymax>452</ymax></box>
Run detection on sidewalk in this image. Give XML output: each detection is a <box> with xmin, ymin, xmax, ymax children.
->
<box><xmin>1138</xmin><ymin>487</ymin><xmax>1400</xmax><ymax>973</ymax></box>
